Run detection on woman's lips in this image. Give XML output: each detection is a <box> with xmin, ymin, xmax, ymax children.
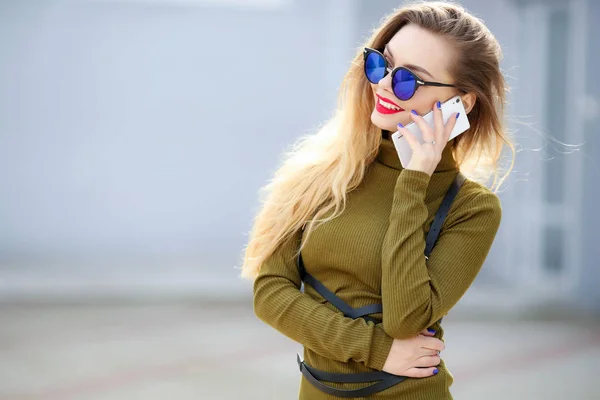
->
<box><xmin>375</xmin><ymin>94</ymin><xmax>404</xmax><ymax>115</ymax></box>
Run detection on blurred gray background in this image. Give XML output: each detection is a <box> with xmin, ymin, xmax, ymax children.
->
<box><xmin>0</xmin><ymin>0</ymin><xmax>598</xmax><ymax>399</ymax></box>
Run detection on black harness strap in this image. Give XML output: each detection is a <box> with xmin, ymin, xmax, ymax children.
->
<box><xmin>423</xmin><ymin>172</ymin><xmax>467</xmax><ymax>326</ymax></box>
<box><xmin>298</xmin><ymin>253</ymin><xmax>382</xmax><ymax>323</ymax></box>
<box><xmin>297</xmin><ymin>354</ymin><xmax>408</xmax><ymax>398</ymax></box>
<box><xmin>424</xmin><ymin>172</ymin><xmax>467</xmax><ymax>259</ymax></box>
<box><xmin>296</xmin><ymin>172</ymin><xmax>467</xmax><ymax>398</ymax></box>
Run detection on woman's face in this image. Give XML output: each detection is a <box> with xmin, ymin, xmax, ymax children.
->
<box><xmin>370</xmin><ymin>24</ymin><xmax>460</xmax><ymax>132</ymax></box>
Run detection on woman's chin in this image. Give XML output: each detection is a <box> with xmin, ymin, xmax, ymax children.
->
<box><xmin>371</xmin><ymin>111</ymin><xmax>398</xmax><ymax>133</ymax></box>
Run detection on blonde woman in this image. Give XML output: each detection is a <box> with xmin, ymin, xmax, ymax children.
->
<box><xmin>240</xmin><ymin>1</ymin><xmax>513</xmax><ymax>398</ymax></box>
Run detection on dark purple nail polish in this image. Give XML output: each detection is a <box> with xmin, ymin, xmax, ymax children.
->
<box><xmin>436</xmin><ymin>101</ymin><xmax>441</xmax><ymax>109</ymax></box>
<box><xmin>397</xmin><ymin>122</ymin><xmax>403</xmax><ymax>128</ymax></box>
<box><xmin>411</xmin><ymin>109</ymin><xmax>418</xmax><ymax>115</ymax></box>
<box><xmin>433</xmin><ymin>368</ymin><xmax>439</xmax><ymax>375</ymax></box>
<box><xmin>428</xmin><ymin>328</ymin><xmax>436</xmax><ymax>334</ymax></box>
<box><xmin>456</xmin><ymin>112</ymin><xmax>460</xmax><ymax>119</ymax></box>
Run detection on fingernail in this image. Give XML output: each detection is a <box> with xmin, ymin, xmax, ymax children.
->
<box><xmin>456</xmin><ymin>112</ymin><xmax>460</xmax><ymax>119</ymax></box>
<box><xmin>411</xmin><ymin>109</ymin><xmax>418</xmax><ymax>115</ymax></box>
<box><xmin>397</xmin><ymin>122</ymin><xmax>403</xmax><ymax>128</ymax></box>
<box><xmin>427</xmin><ymin>328</ymin><xmax>436</xmax><ymax>334</ymax></box>
<box><xmin>436</xmin><ymin>101</ymin><xmax>441</xmax><ymax>109</ymax></box>
<box><xmin>433</xmin><ymin>368</ymin><xmax>439</xmax><ymax>375</ymax></box>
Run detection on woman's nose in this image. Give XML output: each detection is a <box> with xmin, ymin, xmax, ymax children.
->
<box><xmin>378</xmin><ymin>68</ymin><xmax>394</xmax><ymax>91</ymax></box>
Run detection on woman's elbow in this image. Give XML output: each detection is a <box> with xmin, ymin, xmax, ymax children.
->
<box><xmin>382</xmin><ymin>308</ymin><xmax>431</xmax><ymax>339</ymax></box>
<box><xmin>383</xmin><ymin>320</ymin><xmax>419</xmax><ymax>339</ymax></box>
<box><xmin>252</xmin><ymin>276</ymin><xmax>270</xmax><ymax>322</ymax></box>
<box><xmin>251</xmin><ymin>275</ymin><xmax>289</xmax><ymax>326</ymax></box>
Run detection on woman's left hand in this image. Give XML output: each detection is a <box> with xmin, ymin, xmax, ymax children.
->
<box><xmin>397</xmin><ymin>100</ymin><xmax>459</xmax><ymax>177</ymax></box>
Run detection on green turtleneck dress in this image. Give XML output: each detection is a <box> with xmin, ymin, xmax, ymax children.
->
<box><xmin>252</xmin><ymin>134</ymin><xmax>502</xmax><ymax>399</ymax></box>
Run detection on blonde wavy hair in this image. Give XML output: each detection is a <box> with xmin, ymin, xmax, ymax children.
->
<box><xmin>239</xmin><ymin>1</ymin><xmax>515</xmax><ymax>281</ymax></box>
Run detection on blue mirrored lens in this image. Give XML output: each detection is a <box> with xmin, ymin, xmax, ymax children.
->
<box><xmin>392</xmin><ymin>68</ymin><xmax>417</xmax><ymax>100</ymax></box>
<box><xmin>364</xmin><ymin>52</ymin><xmax>386</xmax><ymax>83</ymax></box>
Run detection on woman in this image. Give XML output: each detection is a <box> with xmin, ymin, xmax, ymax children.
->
<box><xmin>240</xmin><ymin>1</ymin><xmax>513</xmax><ymax>399</ymax></box>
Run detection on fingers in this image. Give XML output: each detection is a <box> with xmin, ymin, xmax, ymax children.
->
<box><xmin>417</xmin><ymin>334</ymin><xmax>442</xmax><ymax>357</ymax></box>
<box><xmin>409</xmin><ymin>109</ymin><xmax>434</xmax><ymax>143</ymax></box>
<box><xmin>397</xmin><ymin>124</ymin><xmax>420</xmax><ymax>151</ymax></box>
<box><xmin>419</xmin><ymin>348</ymin><xmax>440</xmax><ymax>357</ymax></box>
<box><xmin>420</xmin><ymin>336</ymin><xmax>446</xmax><ymax>352</ymax></box>
<box><xmin>413</xmin><ymin>354</ymin><xmax>441</xmax><ymax>368</ymax></box>
<box><xmin>443</xmin><ymin>112</ymin><xmax>459</xmax><ymax>143</ymax></box>
<box><xmin>402</xmin><ymin>367</ymin><xmax>440</xmax><ymax>378</ymax></box>
<box><xmin>432</xmin><ymin>100</ymin><xmax>444</xmax><ymax>150</ymax></box>
<box><xmin>409</xmin><ymin>101</ymin><xmax>458</xmax><ymax>148</ymax></box>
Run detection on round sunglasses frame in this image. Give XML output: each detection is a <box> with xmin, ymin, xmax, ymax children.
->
<box><xmin>363</xmin><ymin>47</ymin><xmax>456</xmax><ymax>101</ymax></box>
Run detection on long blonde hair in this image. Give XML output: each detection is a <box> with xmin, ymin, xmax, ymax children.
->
<box><xmin>239</xmin><ymin>1</ymin><xmax>514</xmax><ymax>281</ymax></box>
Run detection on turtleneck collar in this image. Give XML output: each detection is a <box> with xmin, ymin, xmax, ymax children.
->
<box><xmin>377</xmin><ymin>130</ymin><xmax>459</xmax><ymax>172</ymax></box>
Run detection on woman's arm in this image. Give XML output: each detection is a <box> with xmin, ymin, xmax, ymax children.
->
<box><xmin>253</xmin><ymin>229</ymin><xmax>394</xmax><ymax>370</ymax></box>
<box><xmin>381</xmin><ymin>169</ymin><xmax>502</xmax><ymax>339</ymax></box>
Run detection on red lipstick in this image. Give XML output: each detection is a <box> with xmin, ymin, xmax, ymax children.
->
<box><xmin>375</xmin><ymin>94</ymin><xmax>404</xmax><ymax>115</ymax></box>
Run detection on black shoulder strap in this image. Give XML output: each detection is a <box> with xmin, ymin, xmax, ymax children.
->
<box><xmin>424</xmin><ymin>172</ymin><xmax>467</xmax><ymax>259</ymax></box>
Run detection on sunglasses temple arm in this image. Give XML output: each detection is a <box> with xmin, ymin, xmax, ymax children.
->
<box><xmin>422</xmin><ymin>82</ymin><xmax>456</xmax><ymax>88</ymax></box>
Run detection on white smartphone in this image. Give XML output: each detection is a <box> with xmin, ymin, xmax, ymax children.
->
<box><xmin>390</xmin><ymin>95</ymin><xmax>470</xmax><ymax>168</ymax></box>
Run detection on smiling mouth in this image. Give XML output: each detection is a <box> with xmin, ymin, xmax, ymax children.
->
<box><xmin>375</xmin><ymin>95</ymin><xmax>404</xmax><ymax>114</ymax></box>
<box><xmin>378</xmin><ymin>98</ymin><xmax>402</xmax><ymax>111</ymax></box>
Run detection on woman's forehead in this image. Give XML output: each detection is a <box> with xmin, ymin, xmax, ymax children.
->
<box><xmin>386</xmin><ymin>24</ymin><xmax>455</xmax><ymax>80</ymax></box>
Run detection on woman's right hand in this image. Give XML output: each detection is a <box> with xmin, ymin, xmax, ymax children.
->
<box><xmin>381</xmin><ymin>328</ymin><xmax>445</xmax><ymax>377</ymax></box>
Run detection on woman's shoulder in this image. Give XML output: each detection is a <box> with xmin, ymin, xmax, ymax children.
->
<box><xmin>448</xmin><ymin>175</ymin><xmax>502</xmax><ymax>225</ymax></box>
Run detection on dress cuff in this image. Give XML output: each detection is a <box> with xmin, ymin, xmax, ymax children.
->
<box><xmin>367</xmin><ymin>327</ymin><xmax>394</xmax><ymax>371</ymax></box>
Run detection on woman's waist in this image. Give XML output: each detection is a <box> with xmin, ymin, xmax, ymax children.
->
<box><xmin>303</xmin><ymin>346</ymin><xmax>379</xmax><ymax>374</ymax></box>
<box><xmin>301</xmin><ymin>347</ymin><xmax>452</xmax><ymax>398</ymax></box>
<box><xmin>303</xmin><ymin>346</ymin><xmax>449</xmax><ymax>375</ymax></box>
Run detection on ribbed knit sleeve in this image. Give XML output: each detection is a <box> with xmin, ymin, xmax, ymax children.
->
<box><xmin>253</xmin><ymin>229</ymin><xmax>395</xmax><ymax>370</ymax></box>
<box><xmin>381</xmin><ymin>169</ymin><xmax>502</xmax><ymax>339</ymax></box>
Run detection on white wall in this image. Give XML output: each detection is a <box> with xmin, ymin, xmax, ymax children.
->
<box><xmin>0</xmin><ymin>0</ymin><xmax>597</xmax><ymax>310</ymax></box>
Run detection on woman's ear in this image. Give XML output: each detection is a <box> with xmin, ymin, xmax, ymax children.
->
<box><xmin>461</xmin><ymin>92</ymin><xmax>477</xmax><ymax>114</ymax></box>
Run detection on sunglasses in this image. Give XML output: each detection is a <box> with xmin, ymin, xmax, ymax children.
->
<box><xmin>363</xmin><ymin>47</ymin><xmax>456</xmax><ymax>101</ymax></box>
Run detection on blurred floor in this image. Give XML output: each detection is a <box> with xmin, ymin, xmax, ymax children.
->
<box><xmin>0</xmin><ymin>303</ymin><xmax>597</xmax><ymax>400</ymax></box>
